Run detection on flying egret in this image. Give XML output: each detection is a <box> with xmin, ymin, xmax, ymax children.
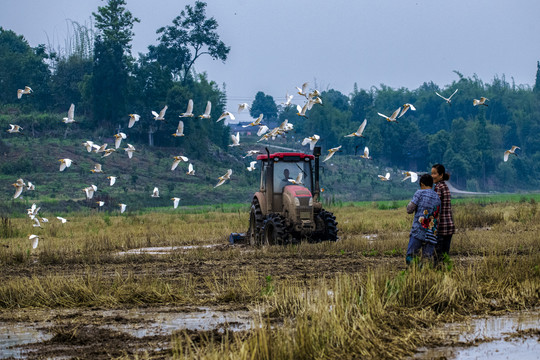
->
<box><xmin>229</xmin><ymin>132</ymin><xmax>240</xmax><ymax>147</ymax></box>
<box><xmin>377</xmin><ymin>108</ymin><xmax>401</xmax><ymax>123</ymax></box>
<box><xmin>360</xmin><ymin>146</ymin><xmax>371</xmax><ymax>159</ymax></box>
<box><xmin>63</xmin><ymin>103</ymin><xmax>75</xmax><ymax>123</ymax></box>
<box><xmin>402</xmin><ymin>171</ymin><xmax>418</xmax><ymax>182</ymax></box>
<box><xmin>12</xmin><ymin>178</ymin><xmax>25</xmax><ymax>199</ymax></box>
<box><xmin>83</xmin><ymin>185</ymin><xmax>98</xmax><ymax>199</ymax></box>
<box><xmin>33</xmin><ymin>217</ymin><xmax>42</xmax><ymax>228</ymax></box>
<box><xmin>17</xmin><ymin>86</ymin><xmax>33</xmax><ymax>99</ymax></box>
<box><xmin>128</xmin><ymin>114</ymin><xmax>140</xmax><ymax>128</ymax></box>
<box><xmin>114</xmin><ymin>132</ymin><xmax>127</xmax><ymax>149</ymax></box>
<box><xmin>242</xmin><ymin>114</ymin><xmax>263</xmax><ymax>127</ymax></box>
<box><xmin>152</xmin><ymin>105</ymin><xmax>168</xmax><ymax>121</ymax></box>
<box><xmin>171</xmin><ymin>197</ymin><xmax>181</xmax><ymax>209</ymax></box>
<box><xmin>378</xmin><ymin>172</ymin><xmax>391</xmax><ymax>181</ymax></box>
<box><xmin>41</xmin><ymin>217</ymin><xmax>49</xmax><ymax>223</ymax></box>
<box><xmin>302</xmin><ymin>134</ymin><xmax>320</xmax><ymax>151</ymax></box>
<box><xmin>296</xmin><ymin>82</ymin><xmax>309</xmax><ymax>98</ymax></box>
<box><xmin>124</xmin><ymin>144</ymin><xmax>136</xmax><ymax>159</ymax></box>
<box><xmin>247</xmin><ymin>161</ymin><xmax>257</xmax><ymax>172</ymax></box>
<box><xmin>199</xmin><ymin>101</ymin><xmax>212</xmax><ymax>119</ymax></box>
<box><xmin>323</xmin><ymin>145</ymin><xmax>342</xmax><ymax>162</ymax></box>
<box><xmin>503</xmin><ymin>146</ymin><xmax>520</xmax><ymax>162</ymax></box>
<box><xmin>238</xmin><ymin>103</ymin><xmax>250</xmax><ymax>113</ymax></box>
<box><xmin>91</xmin><ymin>164</ymin><xmax>103</xmax><ymax>173</ymax></box>
<box><xmin>172</xmin><ymin>120</ymin><xmax>185</xmax><ymax>137</ymax></box>
<box><xmin>282</xmin><ymin>92</ymin><xmax>293</xmax><ymax>106</ymax></box>
<box><xmin>288</xmin><ymin>173</ymin><xmax>303</xmax><ymax>185</ymax></box>
<box><xmin>93</xmin><ymin>143</ymin><xmax>108</xmax><ymax>153</ymax></box>
<box><xmin>172</xmin><ymin>155</ymin><xmax>189</xmax><ymax>171</ymax></box>
<box><xmin>59</xmin><ymin>158</ymin><xmax>73</xmax><ymax>171</ymax></box>
<box><xmin>7</xmin><ymin>124</ymin><xmax>23</xmax><ymax>133</ymax></box>
<box><xmin>107</xmin><ymin>176</ymin><xmax>117</xmax><ymax>186</ymax></box>
<box><xmin>345</xmin><ymin>119</ymin><xmax>367</xmax><ymax>138</ymax></box>
<box><xmin>436</xmin><ymin>89</ymin><xmax>459</xmax><ymax>105</ymax></box>
<box><xmin>398</xmin><ymin>103</ymin><xmax>416</xmax><ymax>118</ymax></box>
<box><xmin>83</xmin><ymin>140</ymin><xmax>96</xmax><ymax>153</ymax></box>
<box><xmin>119</xmin><ymin>203</ymin><xmax>127</xmax><ymax>213</ymax></box>
<box><xmin>26</xmin><ymin>181</ymin><xmax>35</xmax><ymax>191</ymax></box>
<box><xmin>186</xmin><ymin>163</ymin><xmax>195</xmax><ymax>175</ymax></box>
<box><xmin>101</xmin><ymin>149</ymin><xmax>115</xmax><ymax>158</ymax></box>
<box><xmin>180</xmin><ymin>99</ymin><xmax>194</xmax><ymax>117</ymax></box>
<box><xmin>308</xmin><ymin>89</ymin><xmax>321</xmax><ymax>99</ymax></box>
<box><xmin>257</xmin><ymin>125</ymin><xmax>269</xmax><ymax>136</ymax></box>
<box><xmin>215</xmin><ymin>169</ymin><xmax>233</xmax><ymax>188</ymax></box>
<box><xmin>242</xmin><ymin>150</ymin><xmax>260</xmax><ymax>158</ymax></box>
<box><xmin>307</xmin><ymin>96</ymin><xmax>322</xmax><ymax>110</ymax></box>
<box><xmin>296</xmin><ymin>102</ymin><xmax>309</xmax><ymax>118</ymax></box>
<box><xmin>27</xmin><ymin>203</ymin><xmax>40</xmax><ymax>218</ymax></box>
<box><xmin>216</xmin><ymin>111</ymin><xmax>235</xmax><ymax>123</ymax></box>
<box><xmin>473</xmin><ymin>97</ymin><xmax>489</xmax><ymax>106</ymax></box>
<box><xmin>96</xmin><ymin>201</ymin><xmax>105</xmax><ymax>207</ymax></box>
<box><xmin>151</xmin><ymin>187</ymin><xmax>160</xmax><ymax>197</ymax></box>
<box><xmin>57</xmin><ymin>216</ymin><xmax>68</xmax><ymax>223</ymax></box>
<box><xmin>29</xmin><ymin>234</ymin><xmax>40</xmax><ymax>249</ymax></box>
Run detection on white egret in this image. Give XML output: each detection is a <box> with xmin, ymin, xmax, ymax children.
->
<box><xmin>199</xmin><ymin>101</ymin><xmax>212</xmax><ymax>119</ymax></box>
<box><xmin>247</xmin><ymin>161</ymin><xmax>257</xmax><ymax>172</ymax></box>
<box><xmin>378</xmin><ymin>172</ymin><xmax>391</xmax><ymax>181</ymax></box>
<box><xmin>377</xmin><ymin>108</ymin><xmax>401</xmax><ymax>123</ymax></box>
<box><xmin>186</xmin><ymin>163</ymin><xmax>195</xmax><ymax>175</ymax></box>
<box><xmin>128</xmin><ymin>114</ymin><xmax>140</xmax><ymax>128</ymax></box>
<box><xmin>152</xmin><ymin>105</ymin><xmax>168</xmax><ymax>121</ymax></box>
<box><xmin>503</xmin><ymin>146</ymin><xmax>520</xmax><ymax>162</ymax></box>
<box><xmin>151</xmin><ymin>187</ymin><xmax>160</xmax><ymax>198</ymax></box>
<box><xmin>302</xmin><ymin>134</ymin><xmax>320</xmax><ymax>151</ymax></box>
<box><xmin>59</xmin><ymin>158</ymin><xmax>73</xmax><ymax>171</ymax></box>
<box><xmin>62</xmin><ymin>103</ymin><xmax>75</xmax><ymax>123</ymax></box>
<box><xmin>171</xmin><ymin>197</ymin><xmax>181</xmax><ymax>209</ymax></box>
<box><xmin>114</xmin><ymin>132</ymin><xmax>127</xmax><ymax>149</ymax></box>
<box><xmin>171</xmin><ymin>155</ymin><xmax>189</xmax><ymax>171</ymax></box>
<box><xmin>172</xmin><ymin>120</ymin><xmax>185</xmax><ymax>137</ymax></box>
<box><xmin>214</xmin><ymin>169</ymin><xmax>232</xmax><ymax>188</ymax></box>
<box><xmin>180</xmin><ymin>99</ymin><xmax>194</xmax><ymax>117</ymax></box>
<box><xmin>323</xmin><ymin>146</ymin><xmax>342</xmax><ymax>162</ymax></box>
<box><xmin>398</xmin><ymin>103</ymin><xmax>416</xmax><ymax>118</ymax></box>
<box><xmin>345</xmin><ymin>119</ymin><xmax>367</xmax><ymax>138</ymax></box>
<box><xmin>435</xmin><ymin>89</ymin><xmax>459</xmax><ymax>105</ymax></box>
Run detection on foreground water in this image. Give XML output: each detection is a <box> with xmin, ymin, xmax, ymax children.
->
<box><xmin>413</xmin><ymin>310</ymin><xmax>540</xmax><ymax>359</ymax></box>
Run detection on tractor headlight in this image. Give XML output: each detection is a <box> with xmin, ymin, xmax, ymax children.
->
<box><xmin>294</xmin><ymin>197</ymin><xmax>300</xmax><ymax>207</ymax></box>
<box><xmin>308</xmin><ymin>197</ymin><xmax>313</xmax><ymax>206</ymax></box>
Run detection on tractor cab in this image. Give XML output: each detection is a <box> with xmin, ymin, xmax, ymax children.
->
<box><xmin>246</xmin><ymin>148</ymin><xmax>337</xmax><ymax>245</ymax></box>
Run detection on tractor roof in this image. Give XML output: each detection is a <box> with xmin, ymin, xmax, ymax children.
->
<box><xmin>256</xmin><ymin>152</ymin><xmax>314</xmax><ymax>161</ymax></box>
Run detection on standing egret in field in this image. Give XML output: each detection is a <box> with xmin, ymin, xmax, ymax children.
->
<box><xmin>152</xmin><ymin>105</ymin><xmax>168</xmax><ymax>121</ymax></box>
<box><xmin>186</xmin><ymin>163</ymin><xmax>195</xmax><ymax>175</ymax></box>
<box><xmin>107</xmin><ymin>176</ymin><xmax>117</xmax><ymax>186</ymax></box>
<box><xmin>57</xmin><ymin>216</ymin><xmax>68</xmax><ymax>223</ymax></box>
<box><xmin>172</xmin><ymin>120</ymin><xmax>185</xmax><ymax>137</ymax></box>
<box><xmin>119</xmin><ymin>203</ymin><xmax>127</xmax><ymax>213</ymax></box>
<box><xmin>229</xmin><ymin>132</ymin><xmax>240</xmax><ymax>147</ymax></box>
<box><xmin>59</xmin><ymin>158</ymin><xmax>73</xmax><ymax>171</ymax></box>
<box><xmin>12</xmin><ymin>178</ymin><xmax>25</xmax><ymax>199</ymax></box>
<box><xmin>345</xmin><ymin>119</ymin><xmax>367</xmax><ymax>138</ymax></box>
<box><xmin>247</xmin><ymin>161</ymin><xmax>257</xmax><ymax>172</ymax></box>
<box><xmin>29</xmin><ymin>234</ymin><xmax>40</xmax><ymax>249</ymax></box>
<box><xmin>151</xmin><ymin>187</ymin><xmax>160</xmax><ymax>198</ymax></box>
<box><xmin>114</xmin><ymin>132</ymin><xmax>127</xmax><ymax>149</ymax></box>
<box><xmin>128</xmin><ymin>114</ymin><xmax>140</xmax><ymax>128</ymax></box>
<box><xmin>302</xmin><ymin>134</ymin><xmax>320</xmax><ymax>151</ymax></box>
<box><xmin>17</xmin><ymin>86</ymin><xmax>33</xmax><ymax>99</ymax></box>
<box><xmin>378</xmin><ymin>172</ymin><xmax>391</xmax><ymax>181</ymax></box>
<box><xmin>171</xmin><ymin>155</ymin><xmax>189</xmax><ymax>171</ymax></box>
<box><xmin>215</xmin><ymin>169</ymin><xmax>233</xmax><ymax>188</ymax></box>
<box><xmin>124</xmin><ymin>144</ymin><xmax>136</xmax><ymax>159</ymax></box>
<box><xmin>216</xmin><ymin>111</ymin><xmax>235</xmax><ymax>123</ymax></box>
<box><xmin>242</xmin><ymin>150</ymin><xmax>260</xmax><ymax>158</ymax></box>
<box><xmin>288</xmin><ymin>173</ymin><xmax>303</xmax><ymax>185</ymax></box>
<box><xmin>7</xmin><ymin>124</ymin><xmax>23</xmax><ymax>133</ymax></box>
<box><xmin>503</xmin><ymin>146</ymin><xmax>520</xmax><ymax>162</ymax></box>
<box><xmin>242</xmin><ymin>114</ymin><xmax>263</xmax><ymax>127</ymax></box>
<box><xmin>324</xmin><ymin>145</ymin><xmax>342</xmax><ymax>162</ymax></box>
<box><xmin>436</xmin><ymin>89</ymin><xmax>458</xmax><ymax>105</ymax></box>
<box><xmin>378</xmin><ymin>108</ymin><xmax>401</xmax><ymax>123</ymax></box>
<box><xmin>238</xmin><ymin>103</ymin><xmax>250</xmax><ymax>113</ymax></box>
<box><xmin>398</xmin><ymin>103</ymin><xmax>416</xmax><ymax>118</ymax></box>
<box><xmin>199</xmin><ymin>101</ymin><xmax>212</xmax><ymax>119</ymax></box>
<box><xmin>171</xmin><ymin>197</ymin><xmax>181</xmax><ymax>209</ymax></box>
<box><xmin>63</xmin><ymin>104</ymin><xmax>75</xmax><ymax>123</ymax></box>
<box><xmin>83</xmin><ymin>185</ymin><xmax>98</xmax><ymax>199</ymax></box>
<box><xmin>473</xmin><ymin>97</ymin><xmax>489</xmax><ymax>106</ymax></box>
<box><xmin>180</xmin><ymin>99</ymin><xmax>194</xmax><ymax>117</ymax></box>
<box><xmin>402</xmin><ymin>171</ymin><xmax>418</xmax><ymax>183</ymax></box>
<box><xmin>360</xmin><ymin>146</ymin><xmax>371</xmax><ymax>159</ymax></box>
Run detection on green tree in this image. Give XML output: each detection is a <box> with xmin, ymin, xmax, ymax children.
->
<box><xmin>250</xmin><ymin>91</ymin><xmax>278</xmax><ymax>121</ymax></box>
<box><xmin>90</xmin><ymin>0</ymin><xmax>139</xmax><ymax>127</ymax></box>
<box><xmin>534</xmin><ymin>61</ymin><xmax>540</xmax><ymax>93</ymax></box>
<box><xmin>152</xmin><ymin>1</ymin><xmax>230</xmax><ymax>83</ymax></box>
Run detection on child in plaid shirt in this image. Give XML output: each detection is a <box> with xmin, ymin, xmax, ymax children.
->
<box><xmin>406</xmin><ymin>174</ymin><xmax>441</xmax><ymax>265</ymax></box>
<box><xmin>431</xmin><ymin>164</ymin><xmax>455</xmax><ymax>263</ymax></box>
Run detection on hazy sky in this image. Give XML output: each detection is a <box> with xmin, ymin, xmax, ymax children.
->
<box><xmin>2</xmin><ymin>0</ymin><xmax>540</xmax><ymax>121</ymax></box>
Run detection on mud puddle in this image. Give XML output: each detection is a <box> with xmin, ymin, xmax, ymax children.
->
<box><xmin>0</xmin><ymin>306</ymin><xmax>257</xmax><ymax>359</ymax></box>
<box><xmin>413</xmin><ymin>310</ymin><xmax>540</xmax><ymax>359</ymax></box>
<box><xmin>116</xmin><ymin>244</ymin><xmax>222</xmax><ymax>255</ymax></box>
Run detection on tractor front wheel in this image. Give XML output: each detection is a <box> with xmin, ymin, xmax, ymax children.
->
<box><xmin>262</xmin><ymin>214</ymin><xmax>287</xmax><ymax>245</ymax></box>
<box><xmin>247</xmin><ymin>199</ymin><xmax>263</xmax><ymax>245</ymax></box>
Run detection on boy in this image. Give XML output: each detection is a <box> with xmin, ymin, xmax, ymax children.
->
<box><xmin>405</xmin><ymin>174</ymin><xmax>441</xmax><ymax>265</ymax></box>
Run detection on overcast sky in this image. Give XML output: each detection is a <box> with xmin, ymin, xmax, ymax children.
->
<box><xmin>2</xmin><ymin>0</ymin><xmax>540</xmax><ymax>121</ymax></box>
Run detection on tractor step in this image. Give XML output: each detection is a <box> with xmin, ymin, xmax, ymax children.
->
<box><xmin>228</xmin><ymin>233</ymin><xmax>246</xmax><ymax>244</ymax></box>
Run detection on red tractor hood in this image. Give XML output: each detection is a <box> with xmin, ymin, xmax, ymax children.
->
<box><xmin>284</xmin><ymin>185</ymin><xmax>312</xmax><ymax>197</ymax></box>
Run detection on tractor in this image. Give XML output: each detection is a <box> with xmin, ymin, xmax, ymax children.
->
<box><xmin>246</xmin><ymin>147</ymin><xmax>338</xmax><ymax>245</ymax></box>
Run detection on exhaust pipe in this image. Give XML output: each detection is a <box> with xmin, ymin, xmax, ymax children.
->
<box><xmin>313</xmin><ymin>146</ymin><xmax>321</xmax><ymax>201</ymax></box>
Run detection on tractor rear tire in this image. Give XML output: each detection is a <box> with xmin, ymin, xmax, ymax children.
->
<box><xmin>262</xmin><ymin>214</ymin><xmax>286</xmax><ymax>245</ymax></box>
<box><xmin>247</xmin><ymin>199</ymin><xmax>263</xmax><ymax>245</ymax></box>
<box><xmin>314</xmin><ymin>210</ymin><xmax>339</xmax><ymax>242</ymax></box>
